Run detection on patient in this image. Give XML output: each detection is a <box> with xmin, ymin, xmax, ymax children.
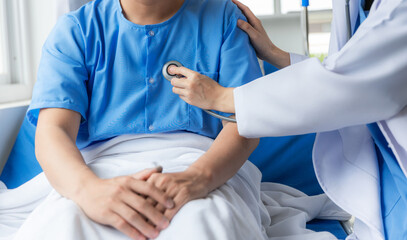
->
<box><xmin>21</xmin><ymin>0</ymin><xmax>263</xmax><ymax>239</ymax></box>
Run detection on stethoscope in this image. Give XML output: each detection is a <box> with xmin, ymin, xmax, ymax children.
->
<box><xmin>162</xmin><ymin>61</ymin><xmax>237</xmax><ymax>123</ymax></box>
<box><xmin>161</xmin><ymin>1</ymin><xmax>358</xmax><ymax>124</ymax></box>
<box><xmin>345</xmin><ymin>0</ymin><xmax>370</xmax><ymax>41</ymax></box>
<box><xmin>345</xmin><ymin>0</ymin><xmax>352</xmax><ymax>41</ymax></box>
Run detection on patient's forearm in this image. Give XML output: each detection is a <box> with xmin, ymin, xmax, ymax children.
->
<box><xmin>189</xmin><ymin>122</ymin><xmax>259</xmax><ymax>192</ymax></box>
<box><xmin>36</xmin><ymin>109</ymin><xmax>174</xmax><ymax>239</ymax></box>
<box><xmin>36</xmin><ymin>124</ymin><xmax>97</xmax><ymax>200</ymax></box>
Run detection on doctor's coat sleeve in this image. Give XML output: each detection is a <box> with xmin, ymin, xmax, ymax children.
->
<box><xmin>234</xmin><ymin>0</ymin><xmax>407</xmax><ymax>138</ymax></box>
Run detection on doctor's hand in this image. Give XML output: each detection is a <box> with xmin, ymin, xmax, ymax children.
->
<box><xmin>146</xmin><ymin>166</ymin><xmax>211</xmax><ymax>221</ymax></box>
<box><xmin>232</xmin><ymin>0</ymin><xmax>290</xmax><ymax>69</ymax></box>
<box><xmin>168</xmin><ymin>66</ymin><xmax>236</xmax><ymax>114</ymax></box>
<box><xmin>75</xmin><ymin>167</ymin><xmax>175</xmax><ymax>240</ymax></box>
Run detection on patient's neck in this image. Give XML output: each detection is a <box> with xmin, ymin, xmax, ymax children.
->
<box><xmin>120</xmin><ymin>0</ymin><xmax>185</xmax><ymax>25</ymax></box>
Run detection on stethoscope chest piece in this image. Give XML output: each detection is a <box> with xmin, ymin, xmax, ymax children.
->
<box><xmin>162</xmin><ymin>60</ymin><xmax>236</xmax><ymax>123</ymax></box>
<box><xmin>162</xmin><ymin>61</ymin><xmax>183</xmax><ymax>81</ymax></box>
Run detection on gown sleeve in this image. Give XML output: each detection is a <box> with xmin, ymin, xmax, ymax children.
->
<box><xmin>234</xmin><ymin>0</ymin><xmax>407</xmax><ymax>138</ymax></box>
<box><xmin>217</xmin><ymin>2</ymin><xmax>263</xmax><ymax>89</ymax></box>
<box><xmin>27</xmin><ymin>15</ymin><xmax>89</xmax><ymax>126</ymax></box>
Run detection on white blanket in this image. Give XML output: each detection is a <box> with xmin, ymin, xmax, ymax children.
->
<box><xmin>0</xmin><ymin>132</ymin><xmax>350</xmax><ymax>240</ymax></box>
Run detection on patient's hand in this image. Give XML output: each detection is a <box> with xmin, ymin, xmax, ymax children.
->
<box><xmin>75</xmin><ymin>168</ymin><xmax>175</xmax><ymax>240</ymax></box>
<box><xmin>168</xmin><ymin>66</ymin><xmax>235</xmax><ymax>113</ymax></box>
<box><xmin>147</xmin><ymin>166</ymin><xmax>211</xmax><ymax>221</ymax></box>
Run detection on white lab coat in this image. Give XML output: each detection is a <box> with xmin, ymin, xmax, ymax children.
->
<box><xmin>234</xmin><ymin>0</ymin><xmax>407</xmax><ymax>239</ymax></box>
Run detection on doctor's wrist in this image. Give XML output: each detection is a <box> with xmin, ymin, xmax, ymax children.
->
<box><xmin>214</xmin><ymin>87</ymin><xmax>235</xmax><ymax>114</ymax></box>
<box><xmin>266</xmin><ymin>46</ymin><xmax>290</xmax><ymax>69</ymax></box>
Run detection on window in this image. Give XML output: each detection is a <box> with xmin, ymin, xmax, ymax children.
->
<box><xmin>281</xmin><ymin>0</ymin><xmax>332</xmax><ymax>14</ymax></box>
<box><xmin>0</xmin><ymin>0</ymin><xmax>10</xmax><ymax>85</ymax></box>
<box><xmin>239</xmin><ymin>0</ymin><xmax>274</xmax><ymax>16</ymax></box>
<box><xmin>280</xmin><ymin>0</ymin><xmax>333</xmax><ymax>56</ymax></box>
<box><xmin>240</xmin><ymin>0</ymin><xmax>332</xmax><ymax>57</ymax></box>
<box><xmin>240</xmin><ymin>0</ymin><xmax>332</xmax><ymax>15</ymax></box>
<box><xmin>0</xmin><ymin>0</ymin><xmax>32</xmax><ymax>104</ymax></box>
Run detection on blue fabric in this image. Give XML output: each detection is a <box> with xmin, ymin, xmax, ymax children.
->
<box><xmin>249</xmin><ymin>62</ymin><xmax>322</xmax><ymax>196</ymax></box>
<box><xmin>2</xmin><ymin>0</ymin><xmax>262</xmax><ymax>188</ymax></box>
<box><xmin>0</xmin><ymin>116</ymin><xmax>41</xmax><ymax>188</ymax></box>
<box><xmin>368</xmin><ymin>124</ymin><xmax>407</xmax><ymax>240</ymax></box>
<box><xmin>263</xmin><ymin>61</ymin><xmax>279</xmax><ymax>75</ymax></box>
<box><xmin>249</xmin><ymin>134</ymin><xmax>323</xmax><ymax>196</ymax></box>
<box><xmin>354</xmin><ymin>0</ymin><xmax>369</xmax><ymax>34</ymax></box>
<box><xmin>28</xmin><ymin>0</ymin><xmax>262</xmax><ymax>149</ymax></box>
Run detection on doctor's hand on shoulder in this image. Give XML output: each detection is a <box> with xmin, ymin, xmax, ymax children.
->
<box><xmin>170</xmin><ymin>1</ymin><xmax>290</xmax><ymax>114</ymax></box>
<box><xmin>232</xmin><ymin>0</ymin><xmax>290</xmax><ymax>69</ymax></box>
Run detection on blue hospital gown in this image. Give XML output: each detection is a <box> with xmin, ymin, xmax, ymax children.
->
<box><xmin>27</xmin><ymin>0</ymin><xmax>262</xmax><ymax>149</ymax></box>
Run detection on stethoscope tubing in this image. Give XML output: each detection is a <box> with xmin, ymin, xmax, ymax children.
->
<box><xmin>345</xmin><ymin>0</ymin><xmax>352</xmax><ymax>41</ymax></box>
<box><xmin>203</xmin><ymin>109</ymin><xmax>236</xmax><ymax>123</ymax></box>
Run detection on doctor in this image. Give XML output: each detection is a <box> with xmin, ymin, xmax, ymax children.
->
<box><xmin>168</xmin><ymin>0</ymin><xmax>407</xmax><ymax>239</ymax></box>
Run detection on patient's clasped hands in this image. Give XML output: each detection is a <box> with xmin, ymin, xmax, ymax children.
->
<box><xmin>147</xmin><ymin>165</ymin><xmax>211</xmax><ymax>221</ymax></box>
<box><xmin>74</xmin><ymin>166</ymin><xmax>211</xmax><ymax>240</ymax></box>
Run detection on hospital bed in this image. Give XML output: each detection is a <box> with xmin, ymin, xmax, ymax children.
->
<box><xmin>0</xmin><ymin>98</ymin><xmax>351</xmax><ymax>239</ymax></box>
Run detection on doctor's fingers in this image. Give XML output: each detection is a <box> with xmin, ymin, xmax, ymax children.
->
<box><xmin>232</xmin><ymin>0</ymin><xmax>262</xmax><ymax>28</ymax></box>
<box><xmin>237</xmin><ymin>19</ymin><xmax>259</xmax><ymax>39</ymax></box>
<box><xmin>120</xmin><ymin>192</ymin><xmax>170</xmax><ymax>230</ymax></box>
<box><xmin>168</xmin><ymin>66</ymin><xmax>200</xmax><ymax>79</ymax></box>
<box><xmin>170</xmin><ymin>77</ymin><xmax>189</xmax><ymax>89</ymax></box>
<box><xmin>112</xmin><ymin>202</ymin><xmax>159</xmax><ymax>239</ymax></box>
<box><xmin>172</xmin><ymin>87</ymin><xmax>187</xmax><ymax>98</ymax></box>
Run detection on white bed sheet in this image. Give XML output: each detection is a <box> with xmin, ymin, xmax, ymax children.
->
<box><xmin>0</xmin><ymin>132</ymin><xmax>350</xmax><ymax>240</ymax></box>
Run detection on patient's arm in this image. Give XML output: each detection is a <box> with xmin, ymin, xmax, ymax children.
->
<box><xmin>148</xmin><ymin>122</ymin><xmax>259</xmax><ymax>220</ymax></box>
<box><xmin>36</xmin><ymin>108</ymin><xmax>174</xmax><ymax>240</ymax></box>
